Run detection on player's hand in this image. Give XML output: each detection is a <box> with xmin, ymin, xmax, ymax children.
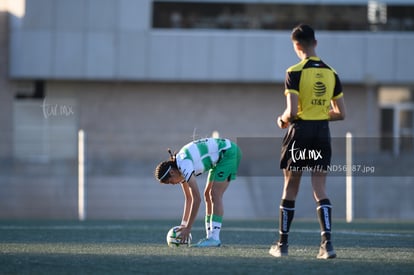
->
<box><xmin>277</xmin><ymin>116</ymin><xmax>289</xmax><ymax>129</ymax></box>
<box><xmin>176</xmin><ymin>226</ymin><xmax>191</xmax><ymax>243</ymax></box>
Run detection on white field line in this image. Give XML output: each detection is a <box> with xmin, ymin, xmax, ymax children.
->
<box><xmin>225</xmin><ymin>227</ymin><xmax>413</xmax><ymax>238</ymax></box>
<box><xmin>0</xmin><ymin>225</ymin><xmax>412</xmax><ymax>238</ymax></box>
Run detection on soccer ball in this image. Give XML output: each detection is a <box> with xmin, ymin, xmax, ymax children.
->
<box><xmin>166</xmin><ymin>226</ymin><xmax>192</xmax><ymax>247</ymax></box>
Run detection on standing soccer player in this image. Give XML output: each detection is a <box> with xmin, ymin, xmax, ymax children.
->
<box><xmin>154</xmin><ymin>138</ymin><xmax>242</xmax><ymax>247</ymax></box>
<box><xmin>269</xmin><ymin>24</ymin><xmax>346</xmax><ymax>259</ymax></box>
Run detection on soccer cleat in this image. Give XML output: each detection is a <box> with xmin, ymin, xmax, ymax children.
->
<box><xmin>317</xmin><ymin>240</ymin><xmax>336</xmax><ymax>259</ymax></box>
<box><xmin>192</xmin><ymin>237</ymin><xmax>221</xmax><ymax>247</ymax></box>
<box><xmin>269</xmin><ymin>242</ymin><xmax>288</xmax><ymax>257</ymax></box>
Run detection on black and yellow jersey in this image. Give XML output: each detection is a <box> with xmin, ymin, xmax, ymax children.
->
<box><xmin>284</xmin><ymin>56</ymin><xmax>343</xmax><ymax>121</ymax></box>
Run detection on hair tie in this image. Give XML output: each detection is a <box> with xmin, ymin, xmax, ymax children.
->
<box><xmin>167</xmin><ymin>148</ymin><xmax>176</xmax><ymax>161</ymax></box>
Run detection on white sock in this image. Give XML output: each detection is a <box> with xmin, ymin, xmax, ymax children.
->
<box><xmin>211</xmin><ymin>215</ymin><xmax>223</xmax><ymax>241</ymax></box>
<box><xmin>205</xmin><ymin>215</ymin><xmax>212</xmax><ymax>238</ymax></box>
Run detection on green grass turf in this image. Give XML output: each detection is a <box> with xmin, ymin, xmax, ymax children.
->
<box><xmin>0</xmin><ymin>220</ymin><xmax>413</xmax><ymax>274</ymax></box>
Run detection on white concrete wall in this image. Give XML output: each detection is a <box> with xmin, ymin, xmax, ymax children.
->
<box><xmin>1</xmin><ymin>80</ymin><xmax>413</xmax><ymax>220</ymax></box>
<box><xmin>9</xmin><ymin>0</ymin><xmax>414</xmax><ymax>84</ymax></box>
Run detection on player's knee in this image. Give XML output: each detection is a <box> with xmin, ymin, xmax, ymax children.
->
<box><xmin>211</xmin><ymin>187</ymin><xmax>225</xmax><ymax>202</ymax></box>
<box><xmin>204</xmin><ymin>190</ymin><xmax>212</xmax><ymax>202</ymax></box>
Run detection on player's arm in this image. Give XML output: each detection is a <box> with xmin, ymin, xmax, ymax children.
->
<box><xmin>180</xmin><ymin>181</ymin><xmax>192</xmax><ymax>227</ymax></box>
<box><xmin>329</xmin><ymin>96</ymin><xmax>346</xmax><ymax>121</ymax></box>
<box><xmin>278</xmin><ymin>92</ymin><xmax>298</xmax><ymax>128</ymax></box>
<box><xmin>178</xmin><ymin>174</ymin><xmax>201</xmax><ymax>242</ymax></box>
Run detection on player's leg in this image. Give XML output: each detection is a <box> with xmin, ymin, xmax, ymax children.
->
<box><xmin>281</xmin><ymin>169</ymin><xmax>302</xmax><ymax>240</ymax></box>
<box><xmin>194</xmin><ymin>144</ymin><xmax>241</xmax><ymax>247</ymax></box>
<box><xmin>194</xmin><ymin>180</ymin><xmax>230</xmax><ymax>248</ymax></box>
<box><xmin>273</xmin><ymin>121</ymin><xmax>305</xmax><ymax>254</ymax></box>
<box><xmin>311</xmin><ymin>170</ymin><xmax>328</xmax><ymax>201</ymax></box>
<box><xmin>209</xmin><ymin>143</ymin><xmax>240</xmax><ymax>241</ymax></box>
<box><xmin>312</xmin><ymin>171</ymin><xmax>331</xmax><ymax>241</ymax></box>
<box><xmin>311</xmin><ymin>171</ymin><xmax>336</xmax><ymax>259</ymax></box>
<box><xmin>210</xmin><ymin>180</ymin><xmax>231</xmax><ymax>241</ymax></box>
<box><xmin>270</xmin><ymin>169</ymin><xmax>302</xmax><ymax>257</ymax></box>
<box><xmin>282</xmin><ymin>169</ymin><xmax>302</xmax><ymax>200</ymax></box>
<box><xmin>203</xmin><ymin>180</ymin><xmax>213</xmax><ymax>238</ymax></box>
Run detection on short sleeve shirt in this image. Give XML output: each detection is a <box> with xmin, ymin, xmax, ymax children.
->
<box><xmin>176</xmin><ymin>138</ymin><xmax>231</xmax><ymax>182</ymax></box>
<box><xmin>284</xmin><ymin>56</ymin><xmax>343</xmax><ymax>120</ymax></box>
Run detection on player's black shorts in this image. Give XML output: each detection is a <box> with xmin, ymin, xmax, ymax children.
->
<box><xmin>280</xmin><ymin>120</ymin><xmax>331</xmax><ymax>172</ymax></box>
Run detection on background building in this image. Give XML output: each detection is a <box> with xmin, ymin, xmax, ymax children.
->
<box><xmin>0</xmin><ymin>0</ymin><xmax>413</xmax><ymax>220</ymax></box>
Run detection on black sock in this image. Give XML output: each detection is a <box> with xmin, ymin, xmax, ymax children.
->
<box><xmin>278</xmin><ymin>199</ymin><xmax>295</xmax><ymax>244</ymax></box>
<box><xmin>317</xmin><ymin>199</ymin><xmax>332</xmax><ymax>242</ymax></box>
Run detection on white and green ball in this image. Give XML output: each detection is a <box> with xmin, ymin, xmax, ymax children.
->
<box><xmin>166</xmin><ymin>226</ymin><xmax>192</xmax><ymax>247</ymax></box>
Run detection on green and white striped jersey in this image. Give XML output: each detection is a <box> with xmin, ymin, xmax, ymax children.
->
<box><xmin>176</xmin><ymin>138</ymin><xmax>231</xmax><ymax>182</ymax></box>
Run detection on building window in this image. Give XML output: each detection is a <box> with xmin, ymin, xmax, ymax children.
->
<box><xmin>379</xmin><ymin>87</ymin><xmax>414</xmax><ymax>155</ymax></box>
<box><xmin>152</xmin><ymin>1</ymin><xmax>414</xmax><ymax>32</ymax></box>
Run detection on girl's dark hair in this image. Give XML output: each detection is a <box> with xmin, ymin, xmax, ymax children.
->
<box><xmin>291</xmin><ymin>24</ymin><xmax>316</xmax><ymax>46</ymax></box>
<box><xmin>154</xmin><ymin>149</ymin><xmax>178</xmax><ymax>183</ymax></box>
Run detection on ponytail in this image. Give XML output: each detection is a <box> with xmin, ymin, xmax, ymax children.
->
<box><xmin>167</xmin><ymin>148</ymin><xmax>176</xmax><ymax>161</ymax></box>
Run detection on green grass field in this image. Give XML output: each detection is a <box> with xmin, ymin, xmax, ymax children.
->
<box><xmin>0</xmin><ymin>219</ymin><xmax>413</xmax><ymax>274</ymax></box>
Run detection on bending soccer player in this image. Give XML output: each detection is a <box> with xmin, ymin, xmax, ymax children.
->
<box><xmin>154</xmin><ymin>138</ymin><xmax>242</xmax><ymax>247</ymax></box>
<box><xmin>269</xmin><ymin>24</ymin><xmax>346</xmax><ymax>259</ymax></box>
